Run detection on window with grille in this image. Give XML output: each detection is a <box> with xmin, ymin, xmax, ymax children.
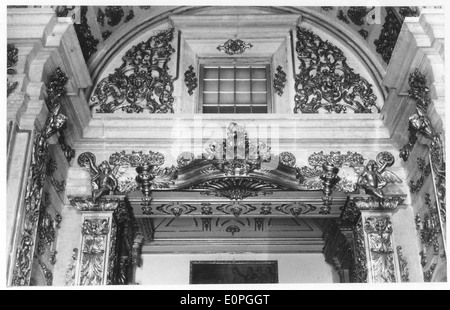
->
<box><xmin>200</xmin><ymin>65</ymin><xmax>271</xmax><ymax>113</ymax></box>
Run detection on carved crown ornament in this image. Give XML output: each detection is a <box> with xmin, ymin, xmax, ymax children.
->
<box><xmin>294</xmin><ymin>27</ymin><xmax>379</xmax><ymax>114</ymax></box>
<box><xmin>89</xmin><ymin>28</ymin><xmax>176</xmax><ymax>114</ymax></box>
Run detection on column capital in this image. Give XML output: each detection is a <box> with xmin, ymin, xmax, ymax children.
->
<box><xmin>351</xmin><ymin>194</ymin><xmax>406</xmax><ymax>212</ymax></box>
<box><xmin>69</xmin><ymin>195</ymin><xmax>125</xmax><ymax>213</ymax></box>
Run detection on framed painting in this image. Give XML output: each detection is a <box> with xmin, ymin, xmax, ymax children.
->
<box><xmin>189</xmin><ymin>260</ymin><xmax>278</xmax><ymax>284</ymax></box>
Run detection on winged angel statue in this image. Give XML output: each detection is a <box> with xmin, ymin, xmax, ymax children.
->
<box><xmin>355</xmin><ymin>152</ymin><xmax>402</xmax><ymax>199</ymax></box>
<box><xmin>78</xmin><ymin>152</ymin><xmax>127</xmax><ymax>201</ymax></box>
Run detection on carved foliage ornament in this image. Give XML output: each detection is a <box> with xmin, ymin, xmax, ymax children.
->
<box><xmin>7</xmin><ymin>43</ymin><xmax>19</xmax><ymax>96</ymax></box>
<box><xmin>273</xmin><ymin>66</ymin><xmax>287</xmax><ymax>96</ymax></box>
<box><xmin>74</xmin><ymin>6</ymin><xmax>99</xmax><ymax>62</ymax></box>
<box><xmin>217</xmin><ymin>39</ymin><xmax>253</xmax><ymax>55</ymax></box>
<box><xmin>396</xmin><ymin>246</ymin><xmax>410</xmax><ymax>282</ymax></box>
<box><xmin>184</xmin><ymin>65</ymin><xmax>197</xmax><ymax>96</ymax></box>
<box><xmin>374</xmin><ymin>8</ymin><xmax>402</xmax><ymax>64</ymax></box>
<box><xmin>90</xmin><ymin>28</ymin><xmax>175</xmax><ymax>114</ymax></box>
<box><xmin>12</xmin><ymin>68</ymin><xmax>68</xmax><ymax>286</ymax></box>
<box><xmin>352</xmin><ymin>221</ymin><xmax>368</xmax><ymax>283</ymax></box>
<box><xmin>80</xmin><ymin>218</ymin><xmax>110</xmax><ymax>286</ymax></box>
<box><xmin>294</xmin><ymin>27</ymin><xmax>379</xmax><ymax>114</ymax></box>
<box><xmin>364</xmin><ymin>216</ymin><xmax>396</xmax><ymax>283</ymax></box>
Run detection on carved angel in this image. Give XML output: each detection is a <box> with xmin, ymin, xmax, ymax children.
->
<box><xmin>355</xmin><ymin>152</ymin><xmax>402</xmax><ymax>199</ymax></box>
<box><xmin>78</xmin><ymin>152</ymin><xmax>127</xmax><ymax>201</ymax></box>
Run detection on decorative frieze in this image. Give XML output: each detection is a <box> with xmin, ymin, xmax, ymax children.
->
<box><xmin>294</xmin><ymin>27</ymin><xmax>378</xmax><ymax>114</ymax></box>
<box><xmin>184</xmin><ymin>65</ymin><xmax>198</xmax><ymax>96</ymax></box>
<box><xmin>364</xmin><ymin>216</ymin><xmax>396</xmax><ymax>283</ymax></box>
<box><xmin>353</xmin><ymin>195</ymin><xmax>405</xmax><ymax>211</ymax></box>
<box><xmin>217</xmin><ymin>39</ymin><xmax>252</xmax><ymax>55</ymax></box>
<box><xmin>90</xmin><ymin>28</ymin><xmax>175</xmax><ymax>113</ymax></box>
<box><xmin>109</xmin><ymin>150</ymin><xmax>165</xmax><ymax>167</ymax></box>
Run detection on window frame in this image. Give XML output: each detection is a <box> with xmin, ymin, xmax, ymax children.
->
<box><xmin>198</xmin><ymin>58</ymin><xmax>273</xmax><ymax>114</ymax></box>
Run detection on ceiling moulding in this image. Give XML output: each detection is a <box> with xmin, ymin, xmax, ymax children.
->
<box><xmin>169</xmin><ymin>14</ymin><xmax>301</xmax><ymax>37</ymax></box>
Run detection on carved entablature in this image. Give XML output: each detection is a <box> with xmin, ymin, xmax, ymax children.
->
<box><xmin>293</xmin><ymin>27</ymin><xmax>379</xmax><ymax>114</ymax></box>
<box><xmin>89</xmin><ymin>28</ymin><xmax>176</xmax><ymax>113</ymax></box>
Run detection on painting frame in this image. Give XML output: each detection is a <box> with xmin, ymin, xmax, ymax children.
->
<box><xmin>189</xmin><ymin>260</ymin><xmax>278</xmax><ymax>284</ymax></box>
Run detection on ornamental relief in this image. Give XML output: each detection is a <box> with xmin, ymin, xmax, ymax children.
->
<box><xmin>90</xmin><ymin>28</ymin><xmax>176</xmax><ymax>113</ymax></box>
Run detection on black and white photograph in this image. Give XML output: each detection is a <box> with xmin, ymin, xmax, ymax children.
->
<box><xmin>4</xmin><ymin>1</ymin><xmax>448</xmax><ymax>292</ymax></box>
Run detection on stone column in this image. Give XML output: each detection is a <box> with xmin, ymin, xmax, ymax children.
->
<box><xmin>352</xmin><ymin>195</ymin><xmax>406</xmax><ymax>283</ymax></box>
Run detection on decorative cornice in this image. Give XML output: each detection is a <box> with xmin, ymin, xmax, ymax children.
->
<box><xmin>294</xmin><ymin>27</ymin><xmax>378</xmax><ymax>114</ymax></box>
<box><xmin>217</xmin><ymin>39</ymin><xmax>253</xmax><ymax>55</ymax></box>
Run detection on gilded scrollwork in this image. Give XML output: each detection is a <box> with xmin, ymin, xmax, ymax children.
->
<box><xmin>12</xmin><ymin>67</ymin><xmax>68</xmax><ymax>286</ymax></box>
<box><xmin>184</xmin><ymin>65</ymin><xmax>198</xmax><ymax>95</ymax></box>
<box><xmin>90</xmin><ymin>28</ymin><xmax>175</xmax><ymax>113</ymax></box>
<box><xmin>273</xmin><ymin>66</ymin><xmax>287</xmax><ymax>96</ymax></box>
<box><xmin>217</xmin><ymin>39</ymin><xmax>253</xmax><ymax>55</ymax></box>
<box><xmin>294</xmin><ymin>27</ymin><xmax>379</xmax><ymax>114</ymax></box>
<box><xmin>364</xmin><ymin>216</ymin><xmax>396</xmax><ymax>283</ymax></box>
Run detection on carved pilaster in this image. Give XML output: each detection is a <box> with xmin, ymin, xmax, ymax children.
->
<box><xmin>70</xmin><ymin>197</ymin><xmax>121</xmax><ymax>286</ymax></box>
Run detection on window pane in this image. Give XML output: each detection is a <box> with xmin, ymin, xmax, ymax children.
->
<box><xmin>203</xmin><ymin>92</ymin><xmax>218</xmax><ymax>104</ymax></box>
<box><xmin>220</xmin><ymin>80</ymin><xmax>234</xmax><ymax>92</ymax></box>
<box><xmin>252</xmin><ymin>106</ymin><xmax>268</xmax><ymax>113</ymax></box>
<box><xmin>204</xmin><ymin>68</ymin><xmax>219</xmax><ymax>79</ymax></box>
<box><xmin>252</xmin><ymin>68</ymin><xmax>266</xmax><ymax>79</ymax></box>
<box><xmin>204</xmin><ymin>80</ymin><xmax>218</xmax><ymax>91</ymax></box>
<box><xmin>236</xmin><ymin>80</ymin><xmax>250</xmax><ymax>92</ymax></box>
<box><xmin>236</xmin><ymin>92</ymin><xmax>251</xmax><ymax>104</ymax></box>
<box><xmin>236</xmin><ymin>67</ymin><xmax>250</xmax><ymax>79</ymax></box>
<box><xmin>236</xmin><ymin>106</ymin><xmax>251</xmax><ymax>113</ymax></box>
<box><xmin>220</xmin><ymin>93</ymin><xmax>234</xmax><ymax>104</ymax></box>
<box><xmin>252</xmin><ymin>92</ymin><xmax>267</xmax><ymax>104</ymax></box>
<box><xmin>252</xmin><ymin>80</ymin><xmax>266</xmax><ymax>92</ymax></box>
<box><xmin>203</xmin><ymin>106</ymin><xmax>218</xmax><ymax>113</ymax></box>
<box><xmin>220</xmin><ymin>106</ymin><xmax>235</xmax><ymax>113</ymax></box>
<box><xmin>220</xmin><ymin>67</ymin><xmax>234</xmax><ymax>79</ymax></box>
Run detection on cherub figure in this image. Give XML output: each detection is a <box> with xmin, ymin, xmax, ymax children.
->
<box><xmin>355</xmin><ymin>152</ymin><xmax>402</xmax><ymax>199</ymax></box>
<box><xmin>78</xmin><ymin>152</ymin><xmax>127</xmax><ymax>201</ymax></box>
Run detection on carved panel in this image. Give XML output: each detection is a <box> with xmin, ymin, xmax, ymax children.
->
<box><xmin>294</xmin><ymin>27</ymin><xmax>379</xmax><ymax>113</ymax></box>
<box><xmin>364</xmin><ymin>216</ymin><xmax>396</xmax><ymax>283</ymax></box>
<box><xmin>90</xmin><ymin>28</ymin><xmax>175</xmax><ymax>113</ymax></box>
<box><xmin>217</xmin><ymin>39</ymin><xmax>252</xmax><ymax>55</ymax></box>
<box><xmin>80</xmin><ymin>218</ymin><xmax>110</xmax><ymax>286</ymax></box>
